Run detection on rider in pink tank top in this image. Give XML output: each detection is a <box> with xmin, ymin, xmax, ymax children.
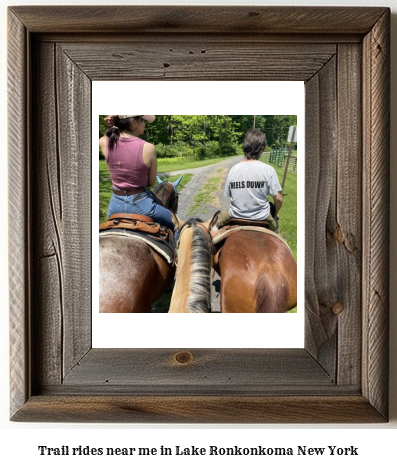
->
<box><xmin>99</xmin><ymin>115</ymin><xmax>176</xmax><ymax>229</ymax></box>
<box><xmin>106</xmin><ymin>136</ymin><xmax>149</xmax><ymax>191</ymax></box>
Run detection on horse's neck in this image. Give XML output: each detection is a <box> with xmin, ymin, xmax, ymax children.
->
<box><xmin>168</xmin><ymin>229</ymin><xmax>193</xmax><ymax>313</ymax></box>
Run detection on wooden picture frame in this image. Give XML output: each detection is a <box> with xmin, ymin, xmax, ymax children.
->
<box><xmin>8</xmin><ymin>6</ymin><xmax>390</xmax><ymax>423</ymax></box>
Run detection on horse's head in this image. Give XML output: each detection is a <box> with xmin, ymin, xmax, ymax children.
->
<box><xmin>152</xmin><ymin>175</ymin><xmax>183</xmax><ymax>213</ymax></box>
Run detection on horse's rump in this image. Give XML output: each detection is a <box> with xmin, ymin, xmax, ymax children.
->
<box><xmin>99</xmin><ymin>235</ymin><xmax>174</xmax><ymax>312</ymax></box>
<box><xmin>99</xmin><ymin>180</ymin><xmax>181</xmax><ymax>313</ymax></box>
<box><xmin>216</xmin><ymin>230</ymin><xmax>297</xmax><ymax>313</ymax></box>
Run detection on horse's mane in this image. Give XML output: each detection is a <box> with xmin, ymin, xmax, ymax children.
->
<box><xmin>184</xmin><ymin>219</ymin><xmax>212</xmax><ymax>313</ymax></box>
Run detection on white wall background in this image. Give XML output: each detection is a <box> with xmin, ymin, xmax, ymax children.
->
<box><xmin>1</xmin><ymin>0</ymin><xmax>396</xmax><ymax>469</ymax></box>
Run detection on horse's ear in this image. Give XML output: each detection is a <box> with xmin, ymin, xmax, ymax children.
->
<box><xmin>173</xmin><ymin>175</ymin><xmax>183</xmax><ymax>188</ymax></box>
<box><xmin>204</xmin><ymin>210</ymin><xmax>220</xmax><ymax>231</ymax></box>
<box><xmin>156</xmin><ymin>176</ymin><xmax>164</xmax><ymax>184</ymax></box>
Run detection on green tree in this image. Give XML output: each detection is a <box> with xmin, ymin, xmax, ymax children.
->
<box><xmin>99</xmin><ymin>114</ymin><xmax>107</xmax><ymax>137</ymax></box>
<box><xmin>206</xmin><ymin>115</ymin><xmax>240</xmax><ymax>155</ymax></box>
<box><xmin>264</xmin><ymin>115</ymin><xmax>297</xmax><ymax>148</ymax></box>
<box><xmin>231</xmin><ymin>115</ymin><xmax>266</xmax><ymax>143</ymax></box>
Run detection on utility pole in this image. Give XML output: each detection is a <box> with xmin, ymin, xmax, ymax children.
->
<box><xmin>281</xmin><ymin>126</ymin><xmax>297</xmax><ymax>191</ymax></box>
<box><xmin>253</xmin><ymin>115</ymin><xmax>256</xmax><ymax>129</ymax></box>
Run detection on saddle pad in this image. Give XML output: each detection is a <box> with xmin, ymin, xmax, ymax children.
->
<box><xmin>99</xmin><ymin>228</ymin><xmax>176</xmax><ymax>265</ymax></box>
<box><xmin>212</xmin><ymin>225</ymin><xmax>293</xmax><ymax>256</ymax></box>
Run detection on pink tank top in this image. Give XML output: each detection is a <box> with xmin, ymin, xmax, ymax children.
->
<box><xmin>106</xmin><ymin>137</ymin><xmax>149</xmax><ymax>191</ymax></box>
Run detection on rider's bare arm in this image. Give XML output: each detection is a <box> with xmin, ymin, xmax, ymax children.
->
<box><xmin>142</xmin><ymin>142</ymin><xmax>158</xmax><ymax>187</ymax></box>
<box><xmin>273</xmin><ymin>191</ymin><xmax>283</xmax><ymax>218</ymax></box>
<box><xmin>99</xmin><ymin>135</ymin><xmax>108</xmax><ymax>159</ymax></box>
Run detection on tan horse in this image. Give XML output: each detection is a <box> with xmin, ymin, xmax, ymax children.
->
<box><xmin>209</xmin><ymin>214</ymin><xmax>297</xmax><ymax>313</ymax></box>
<box><xmin>168</xmin><ymin>219</ymin><xmax>213</xmax><ymax>313</ymax></box>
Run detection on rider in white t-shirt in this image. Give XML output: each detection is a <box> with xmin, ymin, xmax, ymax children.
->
<box><xmin>215</xmin><ymin>130</ymin><xmax>283</xmax><ymax>233</ymax></box>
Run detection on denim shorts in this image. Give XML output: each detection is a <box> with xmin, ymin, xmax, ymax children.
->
<box><xmin>107</xmin><ymin>188</ymin><xmax>174</xmax><ymax>229</ymax></box>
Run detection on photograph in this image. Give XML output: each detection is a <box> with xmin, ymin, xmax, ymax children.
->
<box><xmin>98</xmin><ymin>114</ymin><xmax>298</xmax><ymax>315</ymax></box>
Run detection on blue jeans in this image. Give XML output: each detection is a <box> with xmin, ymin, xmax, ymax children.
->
<box><xmin>107</xmin><ymin>188</ymin><xmax>174</xmax><ymax>229</ymax></box>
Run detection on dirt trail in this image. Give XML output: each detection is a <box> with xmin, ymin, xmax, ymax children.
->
<box><xmin>160</xmin><ymin>155</ymin><xmax>243</xmax><ymax>222</ymax></box>
<box><xmin>159</xmin><ymin>155</ymin><xmax>243</xmax><ymax>312</ymax></box>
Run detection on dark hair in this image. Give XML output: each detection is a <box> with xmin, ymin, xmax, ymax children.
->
<box><xmin>243</xmin><ymin>130</ymin><xmax>267</xmax><ymax>160</ymax></box>
<box><xmin>105</xmin><ymin>116</ymin><xmax>143</xmax><ymax>151</ymax></box>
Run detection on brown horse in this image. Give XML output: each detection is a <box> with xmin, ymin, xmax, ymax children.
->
<box><xmin>209</xmin><ymin>214</ymin><xmax>297</xmax><ymax>313</ymax></box>
<box><xmin>168</xmin><ymin>219</ymin><xmax>213</xmax><ymax>313</ymax></box>
<box><xmin>99</xmin><ymin>179</ymin><xmax>182</xmax><ymax>313</ymax></box>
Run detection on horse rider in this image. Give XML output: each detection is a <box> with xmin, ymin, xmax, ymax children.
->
<box><xmin>212</xmin><ymin>129</ymin><xmax>283</xmax><ymax>234</ymax></box>
<box><xmin>99</xmin><ymin>115</ymin><xmax>176</xmax><ymax>230</ymax></box>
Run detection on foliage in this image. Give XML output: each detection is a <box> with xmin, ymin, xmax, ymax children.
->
<box><xmin>263</xmin><ymin>115</ymin><xmax>297</xmax><ymax>148</ymax></box>
<box><xmin>155</xmin><ymin>143</ymin><xmax>182</xmax><ymax>159</ymax></box>
<box><xmin>99</xmin><ymin>115</ymin><xmax>297</xmax><ymax>160</ymax></box>
<box><xmin>99</xmin><ymin>115</ymin><xmax>107</xmax><ymax>138</ymax></box>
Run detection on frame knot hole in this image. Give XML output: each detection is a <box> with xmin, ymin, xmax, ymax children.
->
<box><xmin>333</xmin><ymin>225</ymin><xmax>345</xmax><ymax>244</ymax></box>
<box><xmin>331</xmin><ymin>302</ymin><xmax>344</xmax><ymax>316</ymax></box>
<box><xmin>174</xmin><ymin>351</ymin><xmax>194</xmax><ymax>365</ymax></box>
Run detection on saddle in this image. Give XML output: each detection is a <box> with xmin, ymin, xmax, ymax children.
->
<box><xmin>99</xmin><ymin>213</ymin><xmax>176</xmax><ymax>265</ymax></box>
<box><xmin>99</xmin><ymin>213</ymin><xmax>171</xmax><ymax>238</ymax></box>
<box><xmin>229</xmin><ymin>217</ymin><xmax>270</xmax><ymax>228</ymax></box>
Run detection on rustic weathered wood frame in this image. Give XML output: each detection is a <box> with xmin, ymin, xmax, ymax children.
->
<box><xmin>8</xmin><ymin>6</ymin><xmax>390</xmax><ymax>423</ymax></box>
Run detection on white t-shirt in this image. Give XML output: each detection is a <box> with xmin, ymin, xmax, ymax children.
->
<box><xmin>224</xmin><ymin>160</ymin><xmax>282</xmax><ymax>220</ymax></box>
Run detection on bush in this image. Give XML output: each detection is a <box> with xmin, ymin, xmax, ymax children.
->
<box><xmin>205</xmin><ymin>141</ymin><xmax>220</xmax><ymax>157</ymax></box>
<box><xmin>155</xmin><ymin>143</ymin><xmax>178</xmax><ymax>159</ymax></box>
<box><xmin>195</xmin><ymin>141</ymin><xmax>220</xmax><ymax>160</ymax></box>
<box><xmin>155</xmin><ymin>143</ymin><xmax>192</xmax><ymax>159</ymax></box>
<box><xmin>219</xmin><ymin>142</ymin><xmax>239</xmax><ymax>156</ymax></box>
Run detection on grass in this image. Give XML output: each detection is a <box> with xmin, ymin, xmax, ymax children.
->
<box><xmin>187</xmin><ymin>168</ymin><xmax>224</xmax><ymax>216</ymax></box>
<box><xmin>260</xmin><ymin>154</ymin><xmax>298</xmax><ymax>260</ymax></box>
<box><xmin>157</xmin><ymin>154</ymin><xmax>241</xmax><ymax>174</ymax></box>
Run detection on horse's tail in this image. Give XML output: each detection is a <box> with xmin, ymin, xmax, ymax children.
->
<box><xmin>255</xmin><ymin>270</ymin><xmax>289</xmax><ymax>313</ymax></box>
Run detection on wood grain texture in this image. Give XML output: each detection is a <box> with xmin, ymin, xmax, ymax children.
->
<box><xmin>304</xmin><ymin>56</ymin><xmax>339</xmax><ymax>378</ymax></box>
<box><xmin>336</xmin><ymin>43</ymin><xmax>363</xmax><ymax>386</ymax></box>
<box><xmin>8</xmin><ymin>9</ymin><xmax>30</xmax><ymax>419</ymax></box>
<box><xmin>362</xmin><ymin>9</ymin><xmax>390</xmax><ymax>419</ymax></box>
<box><xmin>55</xmin><ymin>44</ymin><xmax>92</xmax><ymax>376</ymax></box>
<box><xmin>32</xmin><ymin>41</ymin><xmax>63</xmax><ymax>388</ymax></box>
<box><xmin>8</xmin><ymin>6</ymin><xmax>390</xmax><ymax>423</ymax></box>
<box><xmin>62</xmin><ymin>349</ymin><xmax>333</xmax><ymax>391</ymax></box>
<box><xmin>9</xmin><ymin>6</ymin><xmax>387</xmax><ymax>34</ymax></box>
<box><xmin>11</xmin><ymin>396</ymin><xmax>385</xmax><ymax>424</ymax></box>
<box><xmin>60</xmin><ymin>42</ymin><xmax>335</xmax><ymax>81</ymax></box>
<box><xmin>304</xmin><ymin>43</ymin><xmax>363</xmax><ymax>384</ymax></box>
<box><xmin>31</xmin><ymin>41</ymin><xmax>92</xmax><ymax>388</ymax></box>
